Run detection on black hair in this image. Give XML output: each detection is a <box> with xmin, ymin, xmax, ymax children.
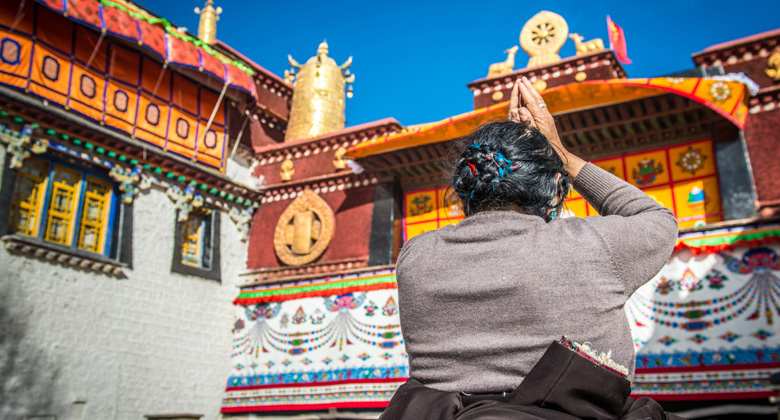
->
<box><xmin>448</xmin><ymin>120</ymin><xmax>571</xmax><ymax>220</ymax></box>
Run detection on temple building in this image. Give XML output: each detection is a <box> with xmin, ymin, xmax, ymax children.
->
<box><xmin>0</xmin><ymin>1</ymin><xmax>779</xmax><ymax>419</ymax></box>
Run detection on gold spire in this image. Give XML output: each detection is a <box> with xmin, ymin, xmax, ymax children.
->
<box><xmin>284</xmin><ymin>41</ymin><xmax>355</xmax><ymax>142</ymax></box>
<box><xmin>194</xmin><ymin>0</ymin><xmax>222</xmax><ymax>45</ymax></box>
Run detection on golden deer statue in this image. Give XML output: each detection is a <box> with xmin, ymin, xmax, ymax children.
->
<box><xmin>569</xmin><ymin>33</ymin><xmax>604</xmax><ymax>55</ymax></box>
<box><xmin>487</xmin><ymin>45</ymin><xmax>520</xmax><ymax>78</ymax></box>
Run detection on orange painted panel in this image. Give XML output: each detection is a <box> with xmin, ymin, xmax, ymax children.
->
<box><xmin>0</xmin><ymin>31</ymin><xmax>32</xmax><ymax>89</ymax></box>
<box><xmin>108</xmin><ymin>45</ymin><xmax>140</xmax><ymax>85</ymax></box>
<box><xmin>69</xmin><ymin>65</ymin><xmax>105</xmax><ymax>121</ymax></box>
<box><xmin>642</xmin><ymin>185</ymin><xmax>675</xmax><ymax>211</ymax></box>
<box><xmin>404</xmin><ymin>189</ymin><xmax>437</xmax><ymax>224</ymax></box>
<box><xmin>196</xmin><ymin>154</ymin><xmax>222</xmax><ymax>168</ymax></box>
<box><xmin>563</xmin><ymin>198</ymin><xmax>588</xmax><ymax>218</ymax></box>
<box><xmin>166</xmin><ymin>140</ymin><xmax>195</xmax><ymax>159</ymax></box>
<box><xmin>586</xmin><ymin>203</ymin><xmax>600</xmax><ymax>216</ymax></box>
<box><xmin>104</xmin><ymin>81</ymin><xmax>137</xmax><ymax>127</ymax></box>
<box><xmin>405</xmin><ymin>221</ymin><xmax>438</xmax><ymax>241</ymax></box>
<box><xmin>200</xmin><ymin>87</ymin><xmax>225</xmax><ymax>125</ymax></box>
<box><xmin>74</xmin><ymin>27</ymin><xmax>108</xmax><ymax>73</ymax></box>
<box><xmin>195</xmin><ymin>119</ymin><xmax>226</xmax><ymax>161</ymax></box>
<box><xmin>168</xmin><ymin>107</ymin><xmax>198</xmax><ymax>151</ymax></box>
<box><xmin>668</xmin><ymin>139</ymin><xmax>716</xmax><ymax>182</ymax></box>
<box><xmin>624</xmin><ymin>150</ymin><xmax>669</xmax><ymax>188</ymax></box>
<box><xmin>172</xmin><ymin>73</ymin><xmax>199</xmax><ymax>115</ymax></box>
<box><xmin>673</xmin><ymin>176</ymin><xmax>723</xmax><ymax>229</ymax></box>
<box><xmin>592</xmin><ymin>157</ymin><xmax>625</xmax><ymax>180</ymax></box>
<box><xmin>29</xmin><ymin>45</ymin><xmax>70</xmax><ymax>106</ymax></box>
<box><xmin>437</xmin><ymin>186</ymin><xmax>463</xmax><ymax>221</ymax></box>
<box><xmin>134</xmin><ymin>95</ymin><xmax>168</xmax><ymax>148</ymax></box>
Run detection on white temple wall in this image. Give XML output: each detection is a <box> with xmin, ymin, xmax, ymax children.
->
<box><xmin>0</xmin><ymin>178</ymin><xmax>248</xmax><ymax>420</ymax></box>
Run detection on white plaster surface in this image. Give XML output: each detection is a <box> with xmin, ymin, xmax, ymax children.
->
<box><xmin>0</xmin><ymin>177</ymin><xmax>248</xmax><ymax>420</ymax></box>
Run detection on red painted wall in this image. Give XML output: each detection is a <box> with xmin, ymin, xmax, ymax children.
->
<box><xmin>247</xmin><ymin>185</ymin><xmax>375</xmax><ymax>269</ymax></box>
<box><xmin>743</xmin><ymin>107</ymin><xmax>780</xmax><ymax>206</ymax></box>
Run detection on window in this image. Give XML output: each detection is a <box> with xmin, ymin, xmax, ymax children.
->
<box><xmin>172</xmin><ymin>209</ymin><xmax>220</xmax><ymax>281</ymax></box>
<box><xmin>7</xmin><ymin>157</ymin><xmax>116</xmax><ymax>256</ymax></box>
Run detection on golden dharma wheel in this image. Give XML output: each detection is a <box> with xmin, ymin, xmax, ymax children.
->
<box><xmin>520</xmin><ymin>11</ymin><xmax>569</xmax><ymax>68</ymax></box>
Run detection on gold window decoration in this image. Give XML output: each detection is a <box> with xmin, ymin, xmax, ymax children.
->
<box><xmin>181</xmin><ymin>212</ymin><xmax>205</xmax><ymax>267</ymax></box>
<box><xmin>44</xmin><ymin>165</ymin><xmax>81</xmax><ymax>246</ymax></box>
<box><xmin>9</xmin><ymin>157</ymin><xmax>50</xmax><ymax>237</ymax></box>
<box><xmin>76</xmin><ymin>177</ymin><xmax>113</xmax><ymax>253</ymax></box>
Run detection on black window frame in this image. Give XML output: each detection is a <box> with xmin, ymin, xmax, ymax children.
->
<box><xmin>171</xmin><ymin>208</ymin><xmax>220</xmax><ymax>282</ymax></box>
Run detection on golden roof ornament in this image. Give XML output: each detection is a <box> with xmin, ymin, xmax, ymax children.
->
<box><xmin>569</xmin><ymin>33</ymin><xmax>605</xmax><ymax>55</ymax></box>
<box><xmin>194</xmin><ymin>0</ymin><xmax>222</xmax><ymax>45</ymax></box>
<box><xmin>520</xmin><ymin>11</ymin><xmax>568</xmax><ymax>68</ymax></box>
<box><xmin>487</xmin><ymin>45</ymin><xmax>519</xmax><ymax>78</ymax></box>
<box><xmin>285</xmin><ymin>41</ymin><xmax>355</xmax><ymax>142</ymax></box>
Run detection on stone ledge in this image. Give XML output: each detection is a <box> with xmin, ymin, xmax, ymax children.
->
<box><xmin>2</xmin><ymin>235</ymin><xmax>127</xmax><ymax>276</ymax></box>
<box><xmin>239</xmin><ymin>257</ymin><xmax>371</xmax><ymax>286</ymax></box>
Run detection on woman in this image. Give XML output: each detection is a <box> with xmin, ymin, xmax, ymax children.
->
<box><xmin>382</xmin><ymin>77</ymin><xmax>680</xmax><ymax>419</ymax></box>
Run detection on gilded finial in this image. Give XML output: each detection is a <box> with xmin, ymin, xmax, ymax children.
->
<box><xmin>519</xmin><ymin>11</ymin><xmax>569</xmax><ymax>68</ymax></box>
<box><xmin>285</xmin><ymin>42</ymin><xmax>355</xmax><ymax>142</ymax></box>
<box><xmin>194</xmin><ymin>0</ymin><xmax>222</xmax><ymax>45</ymax></box>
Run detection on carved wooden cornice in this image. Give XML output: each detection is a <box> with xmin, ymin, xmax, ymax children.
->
<box><xmin>468</xmin><ymin>50</ymin><xmax>627</xmax><ymax>108</ymax></box>
<box><xmin>259</xmin><ymin>172</ymin><xmax>387</xmax><ymax>204</ymax></box>
<box><xmin>692</xmin><ymin>29</ymin><xmax>780</xmax><ymax>68</ymax></box>
<box><xmin>239</xmin><ymin>257</ymin><xmax>371</xmax><ymax>286</ymax></box>
<box><xmin>748</xmin><ymin>85</ymin><xmax>780</xmax><ymax>114</ymax></box>
<box><xmin>253</xmin><ymin>119</ymin><xmax>403</xmax><ymax>159</ymax></box>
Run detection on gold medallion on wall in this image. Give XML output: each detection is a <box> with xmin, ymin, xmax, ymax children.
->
<box><xmin>273</xmin><ymin>189</ymin><xmax>335</xmax><ymax>266</ymax></box>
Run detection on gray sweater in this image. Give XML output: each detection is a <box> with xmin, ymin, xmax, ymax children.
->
<box><xmin>396</xmin><ymin>163</ymin><xmax>678</xmax><ymax>393</ymax></box>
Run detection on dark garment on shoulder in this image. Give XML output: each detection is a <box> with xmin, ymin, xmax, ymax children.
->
<box><xmin>380</xmin><ymin>341</ymin><xmax>685</xmax><ymax>420</ymax></box>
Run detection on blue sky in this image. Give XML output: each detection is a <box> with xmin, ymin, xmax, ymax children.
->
<box><xmin>138</xmin><ymin>0</ymin><xmax>780</xmax><ymax>127</ymax></box>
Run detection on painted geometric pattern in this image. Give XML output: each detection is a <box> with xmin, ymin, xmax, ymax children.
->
<box><xmin>224</xmin><ymin>244</ymin><xmax>780</xmax><ymax>412</ymax></box>
<box><xmin>565</xmin><ymin>138</ymin><xmax>722</xmax><ymax>229</ymax></box>
<box><xmin>628</xmin><ymin>243</ymin><xmax>780</xmax><ymax>400</ymax></box>
<box><xmin>224</xmin><ymin>269</ymin><xmax>408</xmax><ymax>412</ymax></box>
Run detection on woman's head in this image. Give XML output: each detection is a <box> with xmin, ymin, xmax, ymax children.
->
<box><xmin>449</xmin><ymin>120</ymin><xmax>570</xmax><ymax>219</ymax></box>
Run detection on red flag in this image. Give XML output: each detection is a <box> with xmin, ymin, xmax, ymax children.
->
<box><xmin>607</xmin><ymin>16</ymin><xmax>632</xmax><ymax>64</ymax></box>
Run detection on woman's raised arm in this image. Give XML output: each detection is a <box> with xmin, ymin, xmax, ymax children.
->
<box><xmin>509</xmin><ymin>77</ymin><xmax>586</xmax><ymax>179</ymax></box>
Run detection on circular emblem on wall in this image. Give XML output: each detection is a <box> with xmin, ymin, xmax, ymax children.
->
<box><xmin>676</xmin><ymin>146</ymin><xmax>707</xmax><ymax>175</ymax></box>
<box><xmin>273</xmin><ymin>189</ymin><xmax>335</xmax><ymax>266</ymax></box>
<box><xmin>709</xmin><ymin>81</ymin><xmax>730</xmax><ymax>102</ymax></box>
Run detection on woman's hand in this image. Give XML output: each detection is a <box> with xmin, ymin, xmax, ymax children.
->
<box><xmin>508</xmin><ymin>76</ymin><xmax>586</xmax><ymax>178</ymax></box>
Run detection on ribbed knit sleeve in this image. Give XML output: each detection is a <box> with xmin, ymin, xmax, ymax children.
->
<box><xmin>572</xmin><ymin>163</ymin><xmax>678</xmax><ymax>295</ymax></box>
